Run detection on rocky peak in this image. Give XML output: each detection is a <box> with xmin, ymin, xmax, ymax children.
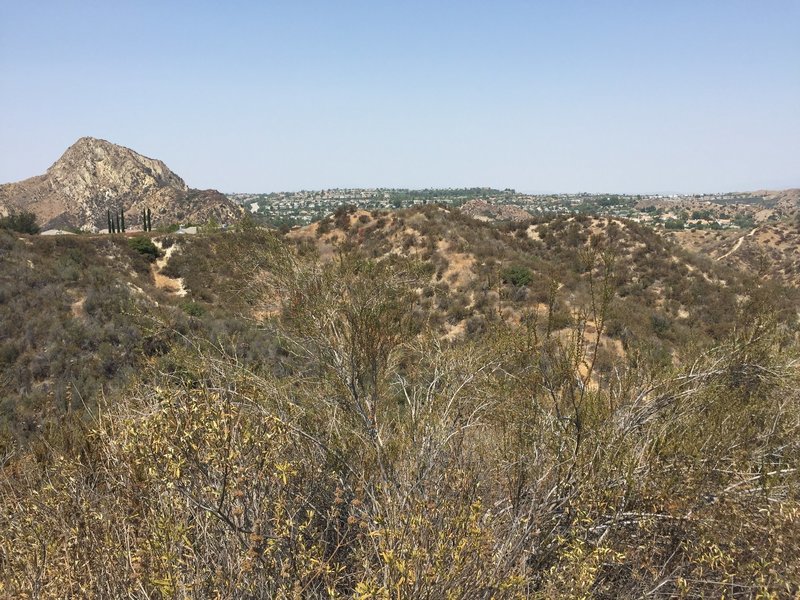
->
<box><xmin>0</xmin><ymin>137</ymin><xmax>242</xmax><ymax>231</ymax></box>
<box><xmin>46</xmin><ymin>137</ymin><xmax>189</xmax><ymax>198</ymax></box>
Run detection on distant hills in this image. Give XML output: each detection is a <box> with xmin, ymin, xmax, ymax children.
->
<box><xmin>0</xmin><ymin>137</ymin><xmax>243</xmax><ymax>232</ymax></box>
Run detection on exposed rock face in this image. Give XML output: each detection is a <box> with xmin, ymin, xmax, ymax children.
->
<box><xmin>0</xmin><ymin>137</ymin><xmax>243</xmax><ymax>231</ymax></box>
<box><xmin>459</xmin><ymin>199</ymin><xmax>533</xmax><ymax>222</ymax></box>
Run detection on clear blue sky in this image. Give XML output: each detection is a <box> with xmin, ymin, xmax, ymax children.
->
<box><xmin>1</xmin><ymin>1</ymin><xmax>798</xmax><ymax>193</ymax></box>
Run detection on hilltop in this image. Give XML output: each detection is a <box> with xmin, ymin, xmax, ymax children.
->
<box><xmin>0</xmin><ymin>137</ymin><xmax>243</xmax><ymax>231</ymax></box>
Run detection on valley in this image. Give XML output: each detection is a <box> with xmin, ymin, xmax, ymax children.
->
<box><xmin>1</xmin><ymin>140</ymin><xmax>799</xmax><ymax>598</ymax></box>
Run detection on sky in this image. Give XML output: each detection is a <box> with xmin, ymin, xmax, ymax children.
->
<box><xmin>1</xmin><ymin>1</ymin><xmax>798</xmax><ymax>194</ymax></box>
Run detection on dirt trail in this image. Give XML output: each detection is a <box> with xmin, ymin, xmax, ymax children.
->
<box><xmin>151</xmin><ymin>242</ymin><xmax>187</xmax><ymax>296</ymax></box>
<box><xmin>70</xmin><ymin>297</ymin><xmax>86</xmax><ymax>318</ymax></box>
<box><xmin>717</xmin><ymin>227</ymin><xmax>758</xmax><ymax>261</ymax></box>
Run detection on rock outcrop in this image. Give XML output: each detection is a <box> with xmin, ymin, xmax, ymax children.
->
<box><xmin>0</xmin><ymin>137</ymin><xmax>243</xmax><ymax>231</ymax></box>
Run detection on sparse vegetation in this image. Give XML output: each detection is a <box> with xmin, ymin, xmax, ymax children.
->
<box><xmin>1</xmin><ymin>208</ymin><xmax>799</xmax><ymax>597</ymax></box>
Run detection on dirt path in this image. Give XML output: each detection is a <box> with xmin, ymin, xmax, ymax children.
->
<box><xmin>70</xmin><ymin>297</ymin><xmax>86</xmax><ymax>318</ymax></box>
<box><xmin>717</xmin><ymin>227</ymin><xmax>758</xmax><ymax>261</ymax></box>
<box><xmin>151</xmin><ymin>242</ymin><xmax>187</xmax><ymax>296</ymax></box>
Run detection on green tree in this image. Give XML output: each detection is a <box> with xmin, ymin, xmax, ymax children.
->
<box><xmin>0</xmin><ymin>211</ymin><xmax>39</xmax><ymax>234</ymax></box>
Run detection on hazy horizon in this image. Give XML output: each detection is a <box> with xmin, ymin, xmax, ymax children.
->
<box><xmin>1</xmin><ymin>1</ymin><xmax>798</xmax><ymax>194</ymax></box>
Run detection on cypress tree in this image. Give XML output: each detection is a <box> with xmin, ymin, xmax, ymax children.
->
<box><xmin>120</xmin><ymin>210</ymin><xmax>126</xmax><ymax>233</ymax></box>
<box><xmin>146</xmin><ymin>208</ymin><xmax>152</xmax><ymax>232</ymax></box>
<box><xmin>108</xmin><ymin>210</ymin><xmax>113</xmax><ymax>234</ymax></box>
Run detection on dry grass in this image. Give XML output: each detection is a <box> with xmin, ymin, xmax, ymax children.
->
<box><xmin>3</xmin><ymin>237</ymin><xmax>799</xmax><ymax>597</ymax></box>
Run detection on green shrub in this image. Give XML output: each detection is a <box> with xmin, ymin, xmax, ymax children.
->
<box><xmin>127</xmin><ymin>236</ymin><xmax>159</xmax><ymax>261</ymax></box>
<box><xmin>501</xmin><ymin>265</ymin><xmax>533</xmax><ymax>287</ymax></box>
<box><xmin>0</xmin><ymin>211</ymin><xmax>39</xmax><ymax>234</ymax></box>
<box><xmin>180</xmin><ymin>300</ymin><xmax>205</xmax><ymax>317</ymax></box>
<box><xmin>651</xmin><ymin>313</ymin><xmax>672</xmax><ymax>337</ymax></box>
<box><xmin>664</xmin><ymin>218</ymin><xmax>685</xmax><ymax>230</ymax></box>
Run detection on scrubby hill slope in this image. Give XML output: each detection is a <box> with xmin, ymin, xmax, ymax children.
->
<box><xmin>283</xmin><ymin>205</ymin><xmax>797</xmax><ymax>356</ymax></box>
<box><xmin>0</xmin><ymin>228</ymin><xmax>280</xmax><ymax>438</ymax></box>
<box><xmin>4</xmin><ymin>205</ymin><xmax>797</xmax><ymax>440</ymax></box>
<box><xmin>2</xmin><ymin>207</ymin><xmax>800</xmax><ymax>597</ymax></box>
<box><xmin>673</xmin><ymin>220</ymin><xmax>800</xmax><ymax>288</ymax></box>
<box><xmin>0</xmin><ymin>229</ymin><xmax>161</xmax><ymax>431</ymax></box>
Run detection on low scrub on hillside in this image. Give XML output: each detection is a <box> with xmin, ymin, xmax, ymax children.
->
<box><xmin>0</xmin><ymin>231</ymin><xmax>153</xmax><ymax>433</ymax></box>
<box><xmin>1</xmin><ymin>234</ymin><xmax>799</xmax><ymax>598</ymax></box>
<box><xmin>0</xmin><ymin>230</ymin><xmax>286</xmax><ymax>440</ymax></box>
<box><xmin>289</xmin><ymin>206</ymin><xmax>800</xmax><ymax>362</ymax></box>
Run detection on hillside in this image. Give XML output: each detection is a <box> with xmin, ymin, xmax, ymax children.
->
<box><xmin>0</xmin><ymin>228</ymin><xmax>289</xmax><ymax>438</ymax></box>
<box><xmin>459</xmin><ymin>198</ymin><xmax>533</xmax><ymax>221</ymax></box>
<box><xmin>1</xmin><ymin>208</ymin><xmax>799</xmax><ymax>597</ymax></box>
<box><xmin>0</xmin><ymin>137</ymin><xmax>243</xmax><ymax>231</ymax></box>
<box><xmin>6</xmin><ymin>205</ymin><xmax>796</xmax><ymax>438</ymax></box>
<box><xmin>741</xmin><ymin>188</ymin><xmax>800</xmax><ymax>220</ymax></box>
<box><xmin>282</xmin><ymin>205</ymin><xmax>797</xmax><ymax>350</ymax></box>
<box><xmin>672</xmin><ymin>220</ymin><xmax>800</xmax><ymax>287</ymax></box>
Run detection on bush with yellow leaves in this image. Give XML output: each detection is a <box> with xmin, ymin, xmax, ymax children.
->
<box><xmin>1</xmin><ymin>243</ymin><xmax>799</xmax><ymax>598</ymax></box>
